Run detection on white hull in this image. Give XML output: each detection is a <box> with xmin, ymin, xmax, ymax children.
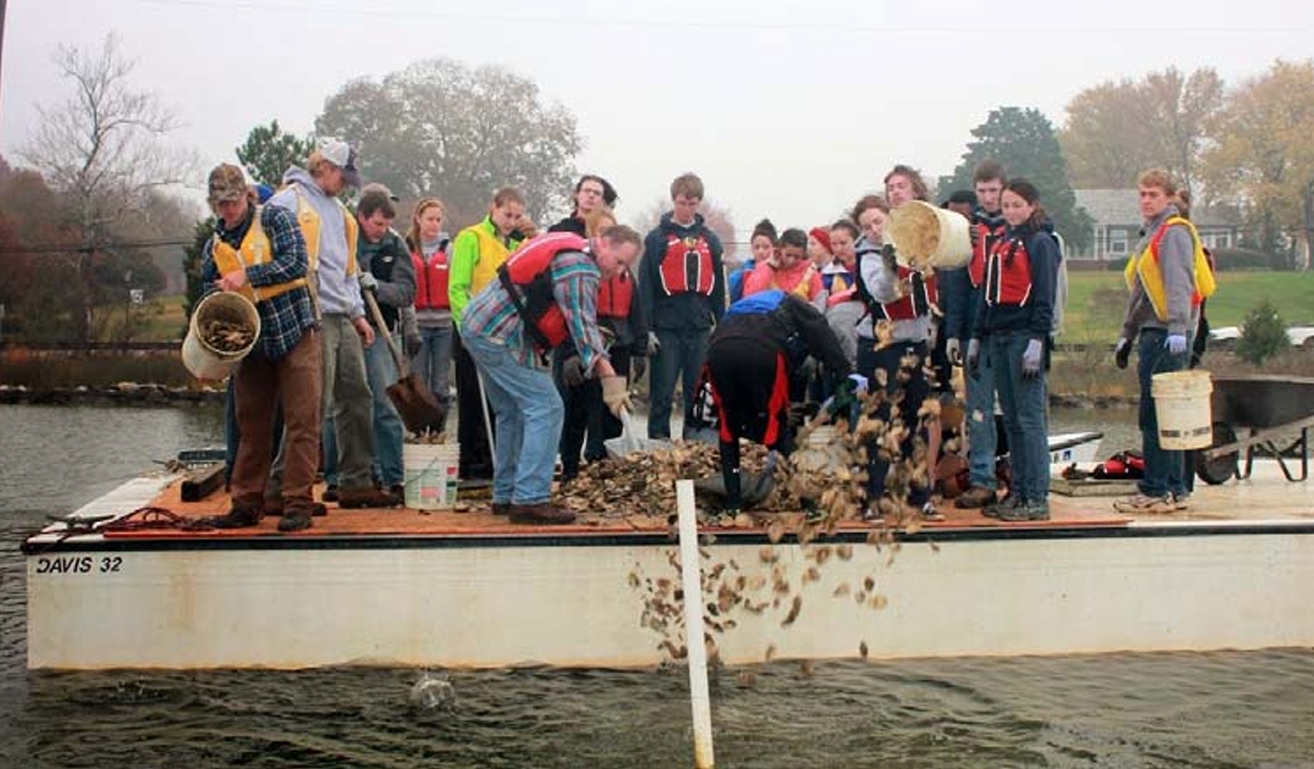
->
<box><xmin>27</xmin><ymin>519</ymin><xmax>1314</xmax><ymax>670</ymax></box>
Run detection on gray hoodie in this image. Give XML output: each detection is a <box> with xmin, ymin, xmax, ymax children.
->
<box><xmin>269</xmin><ymin>167</ymin><xmax>365</xmax><ymax>319</ymax></box>
<box><xmin>1121</xmin><ymin>204</ymin><xmax>1197</xmax><ymax>339</ymax></box>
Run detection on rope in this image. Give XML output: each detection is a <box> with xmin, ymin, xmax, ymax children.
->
<box><xmin>98</xmin><ymin>506</ymin><xmax>216</xmax><ymax>533</ymax></box>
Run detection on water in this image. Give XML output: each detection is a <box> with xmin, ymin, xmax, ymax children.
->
<box><xmin>2</xmin><ymin>403</ymin><xmax>1312</xmax><ymax>768</ymax></box>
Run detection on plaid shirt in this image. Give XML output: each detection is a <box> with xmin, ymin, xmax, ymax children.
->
<box><xmin>463</xmin><ymin>249</ymin><xmax>608</xmax><ymax>369</ymax></box>
<box><xmin>201</xmin><ymin>204</ymin><xmax>317</xmax><ymax>360</ymax></box>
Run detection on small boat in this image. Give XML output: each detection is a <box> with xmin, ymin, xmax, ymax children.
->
<box><xmin>1049</xmin><ymin>431</ymin><xmax>1103</xmax><ymax>465</ymax></box>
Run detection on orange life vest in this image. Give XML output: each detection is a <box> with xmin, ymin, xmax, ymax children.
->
<box><xmin>969</xmin><ymin>216</ymin><xmax>1006</xmax><ymax>288</ymax></box>
<box><xmin>873</xmin><ymin>266</ymin><xmax>937</xmax><ymax>321</ymax></box>
<box><xmin>984</xmin><ymin>235</ymin><xmax>1034</xmax><ymax>307</ymax></box>
<box><xmin>411</xmin><ymin>248</ymin><xmax>450</xmax><ymax>311</ymax></box>
<box><xmin>597</xmin><ymin>272</ymin><xmax>634</xmax><ymax>319</ymax></box>
<box><xmin>658</xmin><ymin>232</ymin><xmax>715</xmax><ymax>295</ymax></box>
<box><xmin>497</xmin><ymin>232</ymin><xmax>592</xmax><ymax>352</ymax></box>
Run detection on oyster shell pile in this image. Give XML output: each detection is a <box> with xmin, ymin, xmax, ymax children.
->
<box><xmin>201</xmin><ymin>319</ymin><xmax>255</xmax><ymax>353</ymax></box>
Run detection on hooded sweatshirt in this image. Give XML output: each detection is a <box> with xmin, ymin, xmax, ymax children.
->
<box><xmin>269</xmin><ymin>167</ymin><xmax>364</xmax><ymax>319</ymax></box>
<box><xmin>855</xmin><ymin>236</ymin><xmax>931</xmax><ymax>344</ymax></box>
<box><xmin>973</xmin><ymin>219</ymin><xmax>1061</xmax><ymax>340</ymax></box>
<box><xmin>639</xmin><ymin>212</ymin><xmax>726</xmax><ymax>332</ymax></box>
<box><xmin>1121</xmin><ymin>204</ymin><xmax>1197</xmax><ymax>339</ymax></box>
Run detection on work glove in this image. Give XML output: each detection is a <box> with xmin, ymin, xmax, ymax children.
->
<box><xmin>561</xmin><ymin>355</ymin><xmax>586</xmax><ymax>387</ymax></box>
<box><xmin>1166</xmin><ymin>334</ymin><xmax>1188</xmax><ymax>356</ymax></box>
<box><xmin>600</xmin><ymin>375</ymin><xmax>632</xmax><ymax>418</ymax></box>
<box><xmin>1022</xmin><ymin>338</ymin><xmax>1044</xmax><ymax>379</ymax></box>
<box><xmin>966</xmin><ymin>338</ymin><xmax>981</xmax><ymax>373</ymax></box>
<box><xmin>646</xmin><ymin>331</ymin><xmax>662</xmax><ymax>356</ymax></box>
<box><xmin>631</xmin><ymin>356</ymin><xmax>647</xmax><ymax>381</ymax></box>
<box><xmin>946</xmin><ymin>338</ymin><xmax>962</xmax><ymax>366</ymax></box>
<box><xmin>880</xmin><ymin>243</ymin><xmax>898</xmax><ymax>273</ymax></box>
<box><xmin>847</xmin><ymin>373</ymin><xmax>869</xmax><ymax>395</ymax></box>
<box><xmin>358</xmin><ymin>273</ymin><xmax>379</xmax><ymax>293</ymax></box>
<box><xmin>1114</xmin><ymin>337</ymin><xmax>1131</xmax><ymax>369</ymax></box>
<box><xmin>405</xmin><ymin>334</ymin><xmax>423</xmax><ymax>359</ymax></box>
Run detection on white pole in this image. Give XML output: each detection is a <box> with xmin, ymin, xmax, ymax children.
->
<box><xmin>676</xmin><ymin>479</ymin><xmax>715</xmax><ymax>769</ymax></box>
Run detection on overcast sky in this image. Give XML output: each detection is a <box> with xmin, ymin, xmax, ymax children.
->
<box><xmin>3</xmin><ymin>0</ymin><xmax>1312</xmax><ymax>238</ymax></box>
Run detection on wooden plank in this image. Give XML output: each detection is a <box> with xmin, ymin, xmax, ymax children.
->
<box><xmin>181</xmin><ymin>463</ymin><xmax>225</xmax><ymax>502</ymax></box>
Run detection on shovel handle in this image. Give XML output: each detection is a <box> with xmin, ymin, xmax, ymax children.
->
<box><xmin>362</xmin><ymin>290</ymin><xmax>408</xmax><ymax>376</ymax></box>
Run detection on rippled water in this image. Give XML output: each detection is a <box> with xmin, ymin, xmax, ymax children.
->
<box><xmin>1</xmin><ymin>404</ymin><xmax>1311</xmax><ymax>768</ymax></box>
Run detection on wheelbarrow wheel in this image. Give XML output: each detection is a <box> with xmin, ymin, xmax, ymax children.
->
<box><xmin>1196</xmin><ymin>421</ymin><xmax>1238</xmax><ymax>485</ymax></box>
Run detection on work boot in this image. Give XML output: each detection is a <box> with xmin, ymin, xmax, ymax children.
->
<box><xmin>321</xmin><ymin>484</ymin><xmax>339</xmax><ymax>503</ymax></box>
<box><xmin>955</xmin><ymin>486</ymin><xmax>998</xmax><ymax>509</ymax></box>
<box><xmin>982</xmin><ymin>494</ymin><xmax>1020</xmax><ymax>519</ymax></box>
<box><xmin>491</xmin><ymin>502</ymin><xmax>512</xmax><ymax>516</ymax></box>
<box><xmin>277</xmin><ymin>509</ymin><xmax>313</xmax><ymax>532</ymax></box>
<box><xmin>209</xmin><ymin>499</ymin><xmax>263</xmax><ymax>529</ymax></box>
<box><xmin>998</xmin><ymin>499</ymin><xmax>1050</xmax><ymax>522</ymax></box>
<box><xmin>338</xmin><ymin>486</ymin><xmax>402</xmax><ymax>509</ymax></box>
<box><xmin>509</xmin><ymin>502</ymin><xmax>576</xmax><ymax>525</ymax></box>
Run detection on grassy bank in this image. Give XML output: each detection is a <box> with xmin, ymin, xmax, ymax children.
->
<box><xmin>0</xmin><ymin>348</ymin><xmax>197</xmax><ymax>390</ymax></box>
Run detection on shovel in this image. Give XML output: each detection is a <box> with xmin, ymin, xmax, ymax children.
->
<box><xmin>362</xmin><ymin>290</ymin><xmax>447</xmax><ymax>434</ymax></box>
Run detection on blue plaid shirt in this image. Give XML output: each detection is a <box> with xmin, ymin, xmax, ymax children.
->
<box><xmin>463</xmin><ymin>249</ymin><xmax>608</xmax><ymax>369</ymax></box>
<box><xmin>200</xmin><ymin>204</ymin><xmax>317</xmax><ymax>360</ymax></box>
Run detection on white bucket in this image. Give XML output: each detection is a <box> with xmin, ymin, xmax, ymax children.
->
<box><xmin>403</xmin><ymin>442</ymin><xmax>461</xmax><ymax>510</ymax></box>
<box><xmin>1151</xmin><ymin>370</ymin><xmax>1213</xmax><ymax>449</ymax></box>
<box><xmin>181</xmin><ymin>292</ymin><xmax>261</xmax><ymax>381</ymax></box>
<box><xmin>793</xmin><ymin>425</ymin><xmax>848</xmax><ymax>473</ymax></box>
<box><xmin>885</xmin><ymin>201</ymin><xmax>972</xmax><ymax>270</ymax></box>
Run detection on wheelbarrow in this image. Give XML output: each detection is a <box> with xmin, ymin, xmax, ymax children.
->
<box><xmin>1198</xmin><ymin>374</ymin><xmax>1314</xmax><ymax>484</ymax></box>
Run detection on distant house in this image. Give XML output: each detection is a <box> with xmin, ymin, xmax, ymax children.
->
<box><xmin>1072</xmin><ymin>189</ymin><xmax>1242</xmax><ymax>261</ymax></box>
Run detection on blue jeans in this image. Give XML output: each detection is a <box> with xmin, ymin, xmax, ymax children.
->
<box><xmin>463</xmin><ymin>334</ymin><xmax>563</xmax><ymax>505</ymax></box>
<box><xmin>1137</xmin><ymin>328</ymin><xmax>1190</xmax><ymax>498</ymax></box>
<box><xmin>965</xmin><ymin>343</ymin><xmax>998</xmax><ymax>490</ymax></box>
<box><xmin>988</xmin><ymin>334</ymin><xmax>1049</xmax><ymax>503</ymax></box>
<box><xmin>414</xmin><ymin>324</ymin><xmax>454</xmax><ymax>405</ymax></box>
<box><xmin>648</xmin><ymin>328</ymin><xmax>709</xmax><ymax>440</ymax></box>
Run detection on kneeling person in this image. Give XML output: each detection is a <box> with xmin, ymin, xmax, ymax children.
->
<box><xmin>705</xmin><ymin>290</ymin><xmax>855</xmax><ymax>512</ymax></box>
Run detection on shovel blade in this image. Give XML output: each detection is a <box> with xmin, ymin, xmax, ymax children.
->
<box><xmin>387</xmin><ymin>374</ymin><xmax>447</xmax><ymax>434</ymax></box>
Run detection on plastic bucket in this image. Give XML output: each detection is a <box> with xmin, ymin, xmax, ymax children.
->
<box><xmin>181</xmin><ymin>292</ymin><xmax>261</xmax><ymax>380</ymax></box>
<box><xmin>793</xmin><ymin>425</ymin><xmax>848</xmax><ymax>473</ymax></box>
<box><xmin>1151</xmin><ymin>370</ymin><xmax>1213</xmax><ymax>449</ymax></box>
<box><xmin>403</xmin><ymin>443</ymin><xmax>460</xmax><ymax>510</ymax></box>
<box><xmin>885</xmin><ymin>201</ymin><xmax>972</xmax><ymax>269</ymax></box>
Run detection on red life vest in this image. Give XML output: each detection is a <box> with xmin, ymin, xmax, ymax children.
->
<box><xmin>658</xmin><ymin>232</ymin><xmax>715</xmax><ymax>296</ymax></box>
<box><xmin>984</xmin><ymin>235</ymin><xmax>1033</xmax><ymax>307</ymax></box>
<box><xmin>873</xmin><ymin>266</ymin><xmax>937</xmax><ymax>321</ymax></box>
<box><xmin>411</xmin><ymin>249</ymin><xmax>451</xmax><ymax>311</ymax></box>
<box><xmin>497</xmin><ymin>232</ymin><xmax>592</xmax><ymax>352</ymax></box>
<box><xmin>597</xmin><ymin>272</ymin><xmax>634</xmax><ymax>319</ymax></box>
<box><xmin>969</xmin><ymin>217</ymin><xmax>1007</xmax><ymax>288</ymax></box>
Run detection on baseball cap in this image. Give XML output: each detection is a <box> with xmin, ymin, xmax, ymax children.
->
<box><xmin>317</xmin><ymin>137</ymin><xmax>362</xmax><ymax>189</ymax></box>
<box><xmin>207</xmin><ymin>163</ymin><xmax>249</xmax><ymax>204</ymax></box>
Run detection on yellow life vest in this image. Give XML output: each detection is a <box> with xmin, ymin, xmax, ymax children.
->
<box><xmin>209</xmin><ymin>206</ymin><xmax>308</xmax><ymax>303</ymax></box>
<box><xmin>292</xmin><ymin>187</ymin><xmax>359</xmax><ymax>276</ymax></box>
<box><xmin>465</xmin><ymin>221</ymin><xmax>520</xmax><ymax>297</ymax></box>
<box><xmin>1124</xmin><ymin>216</ymin><xmax>1217</xmax><ymax>321</ymax></box>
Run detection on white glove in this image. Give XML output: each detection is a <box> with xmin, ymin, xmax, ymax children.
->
<box><xmin>847</xmin><ymin>373</ymin><xmax>869</xmax><ymax>395</ymax></box>
<box><xmin>946</xmin><ymin>338</ymin><xmax>962</xmax><ymax>366</ymax></box>
<box><xmin>646</xmin><ymin>331</ymin><xmax>661</xmax><ymax>356</ymax></box>
<box><xmin>359</xmin><ymin>273</ymin><xmax>379</xmax><ymax>292</ymax></box>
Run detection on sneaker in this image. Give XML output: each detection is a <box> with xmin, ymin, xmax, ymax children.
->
<box><xmin>982</xmin><ymin>495</ymin><xmax>1021</xmax><ymax>519</ymax></box>
<box><xmin>1113</xmin><ymin>493</ymin><xmax>1175</xmax><ymax>514</ymax></box>
<box><xmin>207</xmin><ymin>505</ymin><xmax>263</xmax><ymax>529</ymax></box>
<box><xmin>277</xmin><ymin>510</ymin><xmax>313</xmax><ymax>532</ymax></box>
<box><xmin>509</xmin><ymin>502</ymin><xmax>577</xmax><ymax>525</ymax></box>
<box><xmin>321</xmin><ymin>484</ymin><xmax>339</xmax><ymax>503</ymax></box>
<box><xmin>955</xmin><ymin>486</ymin><xmax>998</xmax><ymax>510</ymax></box>
<box><xmin>338</xmin><ymin>486</ymin><xmax>402</xmax><ymax>509</ymax></box>
<box><xmin>1171</xmin><ymin>492</ymin><xmax>1191</xmax><ymax>511</ymax></box>
<box><xmin>998</xmin><ymin>499</ymin><xmax>1050</xmax><ymax>522</ymax></box>
<box><xmin>921</xmin><ymin>502</ymin><xmax>946</xmax><ymax>522</ymax></box>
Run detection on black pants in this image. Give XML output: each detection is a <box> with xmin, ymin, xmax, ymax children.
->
<box><xmin>856</xmin><ymin>340</ymin><xmax>931</xmax><ymax>508</ymax></box>
<box><xmin>453</xmin><ymin>328</ymin><xmax>495</xmax><ymax>479</ymax></box>
<box><xmin>555</xmin><ymin>348</ymin><xmax>632</xmax><ymax>477</ymax></box>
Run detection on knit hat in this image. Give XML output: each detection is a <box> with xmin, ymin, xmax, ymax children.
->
<box><xmin>809</xmin><ymin>226</ymin><xmax>833</xmax><ymax>255</ymax></box>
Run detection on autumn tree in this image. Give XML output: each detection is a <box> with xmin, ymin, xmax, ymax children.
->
<box><xmin>1203</xmin><ymin>59</ymin><xmax>1314</xmax><ymax>270</ymax></box>
<box><xmin>942</xmin><ymin>107</ymin><xmax>1092</xmax><ymax>252</ymax></box>
<box><xmin>236</xmin><ymin>120</ymin><xmax>316</xmax><ymax>188</ymax></box>
<box><xmin>315</xmin><ymin>58</ymin><xmax>581</xmax><ymax>228</ymax></box>
<box><xmin>1060</xmin><ymin>67</ymin><xmax>1224</xmax><ymax>194</ymax></box>
<box><xmin>630</xmin><ymin>197</ymin><xmax>739</xmax><ymax>263</ymax></box>
<box><xmin>18</xmin><ymin>33</ymin><xmax>194</xmax><ymax>342</ymax></box>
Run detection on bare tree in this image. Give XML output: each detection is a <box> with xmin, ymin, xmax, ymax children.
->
<box><xmin>20</xmin><ymin>33</ymin><xmax>194</xmax><ymax>342</ymax></box>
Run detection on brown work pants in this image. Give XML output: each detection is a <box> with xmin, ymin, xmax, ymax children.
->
<box><xmin>230</xmin><ymin>330</ymin><xmax>322</xmax><ymax>514</ymax></box>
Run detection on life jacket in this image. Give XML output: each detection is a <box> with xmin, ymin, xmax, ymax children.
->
<box><xmin>969</xmin><ymin>213</ymin><xmax>1006</xmax><ymax>288</ymax></box>
<box><xmin>725</xmin><ymin>287</ymin><xmax>787</xmax><ymax>317</ymax></box>
<box><xmin>872</xmin><ymin>265</ymin><xmax>937</xmax><ymax>321</ymax></box>
<box><xmin>658</xmin><ymin>231</ymin><xmax>715</xmax><ymax>296</ymax></box>
<box><xmin>984</xmin><ymin>235</ymin><xmax>1035</xmax><ymax>307</ymax></box>
<box><xmin>496</xmin><ymin>232</ymin><xmax>592</xmax><ymax>352</ymax></box>
<box><xmin>209</xmin><ymin>206</ymin><xmax>310</xmax><ymax>304</ymax></box>
<box><xmin>411</xmin><ymin>247</ymin><xmax>450</xmax><ymax>311</ymax></box>
<box><xmin>1124</xmin><ymin>216</ymin><xmax>1218</xmax><ymax>322</ymax></box>
<box><xmin>1093</xmin><ymin>450</ymin><xmax>1145</xmax><ymax>479</ymax></box>
<box><xmin>597</xmin><ymin>272</ymin><xmax>634</xmax><ymax>320</ymax></box>
<box><xmin>291</xmin><ymin>187</ymin><xmax>358</xmax><ymax>276</ymax></box>
<box><xmin>462</xmin><ymin>218</ymin><xmax>521</xmax><ymax>298</ymax></box>
<box><xmin>773</xmin><ymin>261</ymin><xmax>821</xmax><ymax>300</ymax></box>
